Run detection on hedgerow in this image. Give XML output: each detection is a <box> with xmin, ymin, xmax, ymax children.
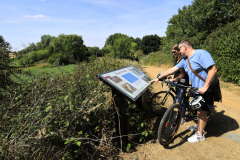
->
<box><xmin>0</xmin><ymin>58</ymin><xmax>153</xmax><ymax>159</ymax></box>
<box><xmin>204</xmin><ymin>19</ymin><xmax>240</xmax><ymax>84</ymax></box>
<box><xmin>142</xmin><ymin>51</ymin><xmax>174</xmax><ymax>67</ymax></box>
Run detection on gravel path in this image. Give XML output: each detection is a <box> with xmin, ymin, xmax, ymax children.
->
<box><xmin>120</xmin><ymin>66</ymin><xmax>240</xmax><ymax>160</ymax></box>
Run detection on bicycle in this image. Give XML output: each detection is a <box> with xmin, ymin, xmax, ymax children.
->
<box><xmin>150</xmin><ymin>77</ymin><xmax>176</xmax><ymax>116</ymax></box>
<box><xmin>157</xmin><ymin>79</ymin><xmax>213</xmax><ymax>146</ymax></box>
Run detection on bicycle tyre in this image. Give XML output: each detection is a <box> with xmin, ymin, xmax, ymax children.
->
<box><xmin>150</xmin><ymin>91</ymin><xmax>176</xmax><ymax>116</ymax></box>
<box><xmin>157</xmin><ymin>103</ymin><xmax>182</xmax><ymax>146</ymax></box>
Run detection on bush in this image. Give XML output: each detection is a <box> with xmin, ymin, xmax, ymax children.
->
<box><xmin>204</xmin><ymin>19</ymin><xmax>240</xmax><ymax>84</ymax></box>
<box><xmin>142</xmin><ymin>51</ymin><xmax>174</xmax><ymax>67</ymax></box>
<box><xmin>28</xmin><ymin>51</ymin><xmax>38</xmax><ymax>64</ymax></box>
<box><xmin>134</xmin><ymin>50</ymin><xmax>145</xmax><ymax>60</ymax></box>
<box><xmin>47</xmin><ymin>52</ymin><xmax>70</xmax><ymax>65</ymax></box>
<box><xmin>1</xmin><ymin>58</ymin><xmax>153</xmax><ymax>159</ymax></box>
<box><xmin>37</xmin><ymin>49</ymin><xmax>50</xmax><ymax>60</ymax></box>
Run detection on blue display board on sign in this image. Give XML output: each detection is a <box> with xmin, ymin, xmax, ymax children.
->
<box><xmin>121</xmin><ymin>73</ymin><xmax>139</xmax><ymax>83</ymax></box>
<box><xmin>96</xmin><ymin>66</ymin><xmax>152</xmax><ymax>101</ymax></box>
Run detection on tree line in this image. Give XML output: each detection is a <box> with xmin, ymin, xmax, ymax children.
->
<box><xmin>2</xmin><ymin>0</ymin><xmax>240</xmax><ymax>83</ymax></box>
<box><xmin>14</xmin><ymin>33</ymin><xmax>161</xmax><ymax>65</ymax></box>
<box><xmin>161</xmin><ymin>0</ymin><xmax>240</xmax><ymax>84</ymax></box>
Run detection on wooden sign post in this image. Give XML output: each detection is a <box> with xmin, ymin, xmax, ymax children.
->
<box><xmin>96</xmin><ymin>66</ymin><xmax>151</xmax><ymax>152</ymax></box>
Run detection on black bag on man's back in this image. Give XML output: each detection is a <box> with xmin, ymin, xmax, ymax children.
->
<box><xmin>212</xmin><ymin>80</ymin><xmax>222</xmax><ymax>102</ymax></box>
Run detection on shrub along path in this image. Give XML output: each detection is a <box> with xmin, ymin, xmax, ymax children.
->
<box><xmin>120</xmin><ymin>65</ymin><xmax>240</xmax><ymax>160</ymax></box>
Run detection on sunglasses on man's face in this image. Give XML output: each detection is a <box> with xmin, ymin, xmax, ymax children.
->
<box><xmin>179</xmin><ymin>45</ymin><xmax>184</xmax><ymax>49</ymax></box>
<box><xmin>172</xmin><ymin>51</ymin><xmax>177</xmax><ymax>53</ymax></box>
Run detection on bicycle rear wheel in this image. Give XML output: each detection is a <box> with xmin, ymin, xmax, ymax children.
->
<box><xmin>157</xmin><ymin>104</ymin><xmax>182</xmax><ymax>146</ymax></box>
<box><xmin>150</xmin><ymin>91</ymin><xmax>175</xmax><ymax>116</ymax></box>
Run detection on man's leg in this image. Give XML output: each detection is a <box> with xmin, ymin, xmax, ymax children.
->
<box><xmin>187</xmin><ymin>110</ymin><xmax>207</xmax><ymax>143</ymax></box>
<box><xmin>197</xmin><ymin>110</ymin><xmax>208</xmax><ymax>135</ymax></box>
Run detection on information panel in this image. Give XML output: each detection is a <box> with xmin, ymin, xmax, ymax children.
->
<box><xmin>96</xmin><ymin>66</ymin><xmax>152</xmax><ymax>101</ymax></box>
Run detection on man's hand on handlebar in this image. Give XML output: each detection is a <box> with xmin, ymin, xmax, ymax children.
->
<box><xmin>150</xmin><ymin>78</ymin><xmax>159</xmax><ymax>84</ymax></box>
<box><xmin>150</xmin><ymin>73</ymin><xmax>174</xmax><ymax>85</ymax></box>
<box><xmin>198</xmin><ymin>86</ymin><xmax>208</xmax><ymax>94</ymax></box>
<box><xmin>168</xmin><ymin>78</ymin><xmax>175</xmax><ymax>82</ymax></box>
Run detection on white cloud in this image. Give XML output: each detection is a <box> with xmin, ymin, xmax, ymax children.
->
<box><xmin>79</xmin><ymin>0</ymin><xmax>120</xmax><ymax>8</ymax></box>
<box><xmin>24</xmin><ymin>15</ymin><xmax>49</xmax><ymax>18</ymax></box>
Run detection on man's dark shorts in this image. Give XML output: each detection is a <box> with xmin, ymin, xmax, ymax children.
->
<box><xmin>199</xmin><ymin>91</ymin><xmax>213</xmax><ymax>112</ymax></box>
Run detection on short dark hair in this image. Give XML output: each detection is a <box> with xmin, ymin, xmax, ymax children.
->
<box><xmin>179</xmin><ymin>40</ymin><xmax>192</xmax><ymax>48</ymax></box>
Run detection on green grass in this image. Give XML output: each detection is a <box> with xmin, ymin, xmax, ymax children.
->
<box><xmin>9</xmin><ymin>59</ymin><xmax>23</xmax><ymax>68</ymax></box>
<box><xmin>10</xmin><ymin>64</ymin><xmax>76</xmax><ymax>83</ymax></box>
<box><xmin>142</xmin><ymin>51</ymin><xmax>174</xmax><ymax>67</ymax></box>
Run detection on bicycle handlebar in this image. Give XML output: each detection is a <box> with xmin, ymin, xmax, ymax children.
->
<box><xmin>158</xmin><ymin>79</ymin><xmax>198</xmax><ymax>92</ymax></box>
<box><xmin>160</xmin><ymin>79</ymin><xmax>198</xmax><ymax>97</ymax></box>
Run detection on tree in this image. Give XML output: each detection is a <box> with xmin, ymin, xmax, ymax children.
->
<box><xmin>104</xmin><ymin>33</ymin><xmax>125</xmax><ymax>47</ymax></box>
<box><xmin>133</xmin><ymin>37</ymin><xmax>142</xmax><ymax>50</ymax></box>
<box><xmin>0</xmin><ymin>35</ymin><xmax>12</xmax><ymax>94</ymax></box>
<box><xmin>104</xmin><ymin>33</ymin><xmax>137</xmax><ymax>59</ymax></box>
<box><xmin>36</xmin><ymin>35</ymin><xmax>54</xmax><ymax>50</ymax></box>
<box><xmin>48</xmin><ymin>34</ymin><xmax>88</xmax><ymax>64</ymax></box>
<box><xmin>63</xmin><ymin>34</ymin><xmax>88</xmax><ymax>62</ymax></box>
<box><xmin>111</xmin><ymin>37</ymin><xmax>131</xmax><ymax>58</ymax></box>
<box><xmin>204</xmin><ymin>19</ymin><xmax>240</xmax><ymax>83</ymax></box>
<box><xmin>100</xmin><ymin>46</ymin><xmax>111</xmax><ymax>57</ymax></box>
<box><xmin>162</xmin><ymin>0</ymin><xmax>240</xmax><ymax>51</ymax></box>
<box><xmin>141</xmin><ymin>34</ymin><xmax>161</xmax><ymax>54</ymax></box>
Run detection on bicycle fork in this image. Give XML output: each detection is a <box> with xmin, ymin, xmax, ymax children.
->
<box><xmin>161</xmin><ymin>93</ymin><xmax>170</xmax><ymax>105</ymax></box>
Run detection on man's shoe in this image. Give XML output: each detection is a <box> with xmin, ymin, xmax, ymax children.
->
<box><xmin>180</xmin><ymin>118</ymin><xmax>186</xmax><ymax>125</ymax></box>
<box><xmin>187</xmin><ymin>124</ymin><xmax>198</xmax><ymax>131</ymax></box>
<box><xmin>188</xmin><ymin>132</ymin><xmax>206</xmax><ymax>143</ymax></box>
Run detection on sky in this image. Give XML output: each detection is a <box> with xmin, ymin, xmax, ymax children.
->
<box><xmin>1</xmin><ymin>0</ymin><xmax>193</xmax><ymax>51</ymax></box>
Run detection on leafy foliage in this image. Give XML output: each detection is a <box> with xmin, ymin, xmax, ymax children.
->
<box><xmin>204</xmin><ymin>19</ymin><xmax>240</xmax><ymax>84</ymax></box>
<box><xmin>48</xmin><ymin>34</ymin><xmax>88</xmax><ymax>64</ymax></box>
<box><xmin>104</xmin><ymin>33</ymin><xmax>137</xmax><ymax>59</ymax></box>
<box><xmin>0</xmin><ymin>35</ymin><xmax>12</xmax><ymax>96</ymax></box>
<box><xmin>141</xmin><ymin>34</ymin><xmax>161</xmax><ymax>54</ymax></box>
<box><xmin>142</xmin><ymin>51</ymin><xmax>174</xmax><ymax>67</ymax></box>
<box><xmin>162</xmin><ymin>0</ymin><xmax>240</xmax><ymax>51</ymax></box>
<box><xmin>1</xmin><ymin>58</ymin><xmax>153</xmax><ymax>159</ymax></box>
<box><xmin>36</xmin><ymin>35</ymin><xmax>54</xmax><ymax>51</ymax></box>
<box><xmin>161</xmin><ymin>0</ymin><xmax>240</xmax><ymax>84</ymax></box>
<box><xmin>133</xmin><ymin>37</ymin><xmax>142</xmax><ymax>51</ymax></box>
<box><xmin>17</xmin><ymin>34</ymin><xmax>88</xmax><ymax>65</ymax></box>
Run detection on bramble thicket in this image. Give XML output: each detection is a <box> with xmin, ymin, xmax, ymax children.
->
<box><xmin>1</xmin><ymin>0</ymin><xmax>240</xmax><ymax>159</ymax></box>
<box><xmin>1</xmin><ymin>58</ymin><xmax>153</xmax><ymax>159</ymax></box>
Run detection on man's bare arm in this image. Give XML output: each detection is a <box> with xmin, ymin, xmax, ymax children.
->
<box><xmin>150</xmin><ymin>66</ymin><xmax>180</xmax><ymax>84</ymax></box>
<box><xmin>198</xmin><ymin>65</ymin><xmax>217</xmax><ymax>94</ymax></box>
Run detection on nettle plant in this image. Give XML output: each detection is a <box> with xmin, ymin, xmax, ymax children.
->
<box><xmin>0</xmin><ymin>57</ymin><xmax>153</xmax><ymax>159</ymax></box>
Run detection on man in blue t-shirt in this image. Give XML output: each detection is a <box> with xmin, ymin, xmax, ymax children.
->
<box><xmin>150</xmin><ymin>40</ymin><xmax>218</xmax><ymax>143</ymax></box>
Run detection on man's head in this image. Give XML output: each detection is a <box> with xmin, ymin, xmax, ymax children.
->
<box><xmin>178</xmin><ymin>40</ymin><xmax>194</xmax><ymax>57</ymax></box>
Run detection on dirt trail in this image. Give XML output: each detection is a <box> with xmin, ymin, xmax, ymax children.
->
<box><xmin>121</xmin><ymin>66</ymin><xmax>240</xmax><ymax>160</ymax></box>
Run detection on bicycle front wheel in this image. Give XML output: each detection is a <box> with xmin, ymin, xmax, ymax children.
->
<box><xmin>157</xmin><ymin>104</ymin><xmax>182</xmax><ymax>146</ymax></box>
<box><xmin>150</xmin><ymin>91</ymin><xmax>175</xmax><ymax>116</ymax></box>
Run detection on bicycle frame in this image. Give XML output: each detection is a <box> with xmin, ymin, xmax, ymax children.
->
<box><xmin>169</xmin><ymin>81</ymin><xmax>198</xmax><ymax>121</ymax></box>
<box><xmin>161</xmin><ymin>80</ymin><xmax>176</xmax><ymax>93</ymax></box>
<box><xmin>160</xmin><ymin>81</ymin><xmax>176</xmax><ymax>104</ymax></box>
<box><xmin>157</xmin><ymin>79</ymin><xmax>213</xmax><ymax>146</ymax></box>
<box><xmin>160</xmin><ymin>79</ymin><xmax>197</xmax><ymax>118</ymax></box>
